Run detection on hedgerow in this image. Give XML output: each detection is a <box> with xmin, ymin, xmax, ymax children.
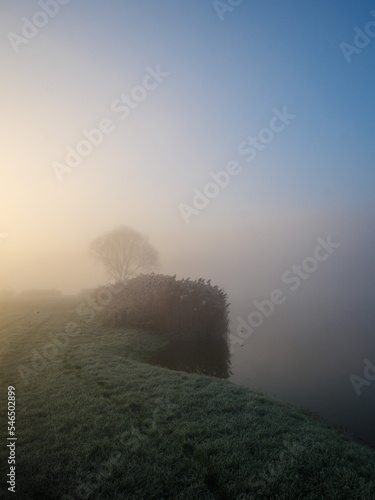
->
<box><xmin>97</xmin><ymin>274</ymin><xmax>229</xmax><ymax>341</ymax></box>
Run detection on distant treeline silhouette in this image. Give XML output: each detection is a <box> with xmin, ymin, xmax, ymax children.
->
<box><xmin>17</xmin><ymin>289</ymin><xmax>62</xmax><ymax>298</ymax></box>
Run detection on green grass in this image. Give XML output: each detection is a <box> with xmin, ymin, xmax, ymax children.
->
<box><xmin>1</xmin><ymin>298</ymin><xmax>375</xmax><ymax>499</ymax></box>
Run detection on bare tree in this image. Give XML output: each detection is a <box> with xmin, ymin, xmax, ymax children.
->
<box><xmin>89</xmin><ymin>227</ymin><xmax>160</xmax><ymax>283</ymax></box>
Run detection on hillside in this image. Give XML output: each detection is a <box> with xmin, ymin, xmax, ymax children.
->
<box><xmin>1</xmin><ymin>298</ymin><xmax>375</xmax><ymax>499</ymax></box>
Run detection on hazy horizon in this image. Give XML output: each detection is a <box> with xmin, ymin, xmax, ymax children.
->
<box><xmin>1</xmin><ymin>1</ymin><xmax>374</xmax><ymax>300</ymax></box>
<box><xmin>2</xmin><ymin>4</ymin><xmax>375</xmax><ymax>495</ymax></box>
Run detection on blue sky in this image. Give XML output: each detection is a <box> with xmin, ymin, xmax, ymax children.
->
<box><xmin>0</xmin><ymin>0</ymin><xmax>374</xmax><ymax>291</ymax></box>
<box><xmin>67</xmin><ymin>0</ymin><xmax>375</xmax><ymax>207</ymax></box>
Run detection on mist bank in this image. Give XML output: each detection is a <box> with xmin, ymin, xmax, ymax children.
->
<box><xmin>1</xmin><ymin>206</ymin><xmax>373</xmax><ymax>306</ymax></box>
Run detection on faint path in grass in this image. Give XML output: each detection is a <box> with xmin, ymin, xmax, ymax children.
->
<box><xmin>1</xmin><ymin>298</ymin><xmax>375</xmax><ymax>499</ymax></box>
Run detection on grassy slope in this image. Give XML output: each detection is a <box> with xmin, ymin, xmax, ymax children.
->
<box><xmin>0</xmin><ymin>298</ymin><xmax>375</xmax><ymax>500</ymax></box>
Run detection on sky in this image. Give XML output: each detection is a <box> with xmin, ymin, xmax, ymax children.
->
<box><xmin>0</xmin><ymin>0</ymin><xmax>374</xmax><ymax>295</ymax></box>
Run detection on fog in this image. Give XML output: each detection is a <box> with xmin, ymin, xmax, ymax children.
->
<box><xmin>6</xmin><ymin>203</ymin><xmax>374</xmax><ymax>444</ymax></box>
<box><xmin>3</xmin><ymin>205</ymin><xmax>374</xmax><ymax>298</ymax></box>
<box><xmin>1</xmin><ymin>182</ymin><xmax>374</xmax><ymax>448</ymax></box>
<box><xmin>1</xmin><ymin>0</ymin><xmax>375</xmax><ymax>448</ymax></box>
